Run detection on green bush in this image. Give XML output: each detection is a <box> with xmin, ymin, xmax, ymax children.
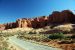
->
<box><xmin>48</xmin><ymin>32</ymin><xmax>64</xmax><ymax>39</ymax></box>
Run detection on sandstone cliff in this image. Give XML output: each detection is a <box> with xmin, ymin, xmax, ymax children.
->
<box><xmin>0</xmin><ymin>10</ymin><xmax>75</xmax><ymax>30</ymax></box>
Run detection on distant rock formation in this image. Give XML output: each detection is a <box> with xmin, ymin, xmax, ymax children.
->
<box><xmin>16</xmin><ymin>18</ymin><xmax>32</xmax><ymax>28</ymax></box>
<box><xmin>48</xmin><ymin>10</ymin><xmax>75</xmax><ymax>24</ymax></box>
<box><xmin>0</xmin><ymin>24</ymin><xmax>5</xmax><ymax>30</ymax></box>
<box><xmin>0</xmin><ymin>10</ymin><xmax>75</xmax><ymax>30</ymax></box>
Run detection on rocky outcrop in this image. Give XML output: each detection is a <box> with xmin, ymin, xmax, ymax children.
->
<box><xmin>16</xmin><ymin>18</ymin><xmax>32</xmax><ymax>28</ymax></box>
<box><xmin>0</xmin><ymin>24</ymin><xmax>5</xmax><ymax>30</ymax></box>
<box><xmin>16</xmin><ymin>16</ymin><xmax>48</xmax><ymax>28</ymax></box>
<box><xmin>0</xmin><ymin>10</ymin><xmax>75</xmax><ymax>30</ymax></box>
<box><xmin>31</xmin><ymin>16</ymin><xmax>48</xmax><ymax>28</ymax></box>
<box><xmin>48</xmin><ymin>10</ymin><xmax>75</xmax><ymax>24</ymax></box>
<box><xmin>5</xmin><ymin>22</ymin><xmax>17</xmax><ymax>29</ymax></box>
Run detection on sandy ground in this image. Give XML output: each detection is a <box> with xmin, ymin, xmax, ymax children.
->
<box><xmin>40</xmin><ymin>40</ymin><xmax>75</xmax><ymax>50</ymax></box>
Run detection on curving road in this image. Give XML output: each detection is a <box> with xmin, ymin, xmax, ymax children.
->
<box><xmin>7</xmin><ymin>36</ymin><xmax>61</xmax><ymax>50</ymax></box>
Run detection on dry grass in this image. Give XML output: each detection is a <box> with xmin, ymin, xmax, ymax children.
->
<box><xmin>40</xmin><ymin>40</ymin><xmax>75</xmax><ymax>50</ymax></box>
<box><xmin>54</xmin><ymin>24</ymin><xmax>73</xmax><ymax>32</ymax></box>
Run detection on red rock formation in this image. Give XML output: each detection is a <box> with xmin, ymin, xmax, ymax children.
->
<box><xmin>31</xmin><ymin>16</ymin><xmax>48</xmax><ymax>28</ymax></box>
<box><xmin>49</xmin><ymin>10</ymin><xmax>75</xmax><ymax>24</ymax></box>
<box><xmin>0</xmin><ymin>10</ymin><xmax>75</xmax><ymax>30</ymax></box>
<box><xmin>16</xmin><ymin>18</ymin><xmax>32</xmax><ymax>28</ymax></box>
<box><xmin>5</xmin><ymin>22</ymin><xmax>17</xmax><ymax>29</ymax></box>
<box><xmin>0</xmin><ymin>24</ymin><xmax>5</xmax><ymax>30</ymax></box>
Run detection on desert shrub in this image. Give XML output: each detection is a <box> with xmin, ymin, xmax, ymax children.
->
<box><xmin>71</xmin><ymin>35</ymin><xmax>75</xmax><ymax>39</ymax></box>
<box><xmin>48</xmin><ymin>32</ymin><xmax>64</xmax><ymax>39</ymax></box>
<box><xmin>0</xmin><ymin>36</ymin><xmax>9</xmax><ymax>50</ymax></box>
<box><xmin>58</xmin><ymin>40</ymin><xmax>74</xmax><ymax>44</ymax></box>
<box><xmin>50</xmin><ymin>24</ymin><xmax>58</xmax><ymax>29</ymax></box>
<box><xmin>64</xmin><ymin>36</ymin><xmax>71</xmax><ymax>40</ymax></box>
<box><xmin>2</xmin><ymin>48</ymin><xmax>9</xmax><ymax>50</ymax></box>
<box><xmin>28</xmin><ymin>31</ymin><xmax>36</xmax><ymax>34</ymax></box>
<box><xmin>39</xmin><ymin>34</ymin><xmax>50</xmax><ymax>42</ymax></box>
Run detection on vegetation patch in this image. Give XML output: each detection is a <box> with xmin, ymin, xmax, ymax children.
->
<box><xmin>48</xmin><ymin>32</ymin><xmax>65</xmax><ymax>39</ymax></box>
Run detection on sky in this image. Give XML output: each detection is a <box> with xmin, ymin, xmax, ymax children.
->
<box><xmin>0</xmin><ymin>0</ymin><xmax>75</xmax><ymax>24</ymax></box>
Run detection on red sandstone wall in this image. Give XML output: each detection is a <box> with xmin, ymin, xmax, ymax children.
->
<box><xmin>0</xmin><ymin>10</ymin><xmax>75</xmax><ymax>30</ymax></box>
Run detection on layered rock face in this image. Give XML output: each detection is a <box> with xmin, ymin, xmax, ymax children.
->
<box><xmin>0</xmin><ymin>10</ymin><xmax>75</xmax><ymax>30</ymax></box>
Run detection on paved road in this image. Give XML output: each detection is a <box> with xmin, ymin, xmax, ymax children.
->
<box><xmin>8</xmin><ymin>36</ymin><xmax>61</xmax><ymax>50</ymax></box>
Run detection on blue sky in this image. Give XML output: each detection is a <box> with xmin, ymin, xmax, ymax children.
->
<box><xmin>0</xmin><ymin>0</ymin><xmax>75</xmax><ymax>24</ymax></box>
